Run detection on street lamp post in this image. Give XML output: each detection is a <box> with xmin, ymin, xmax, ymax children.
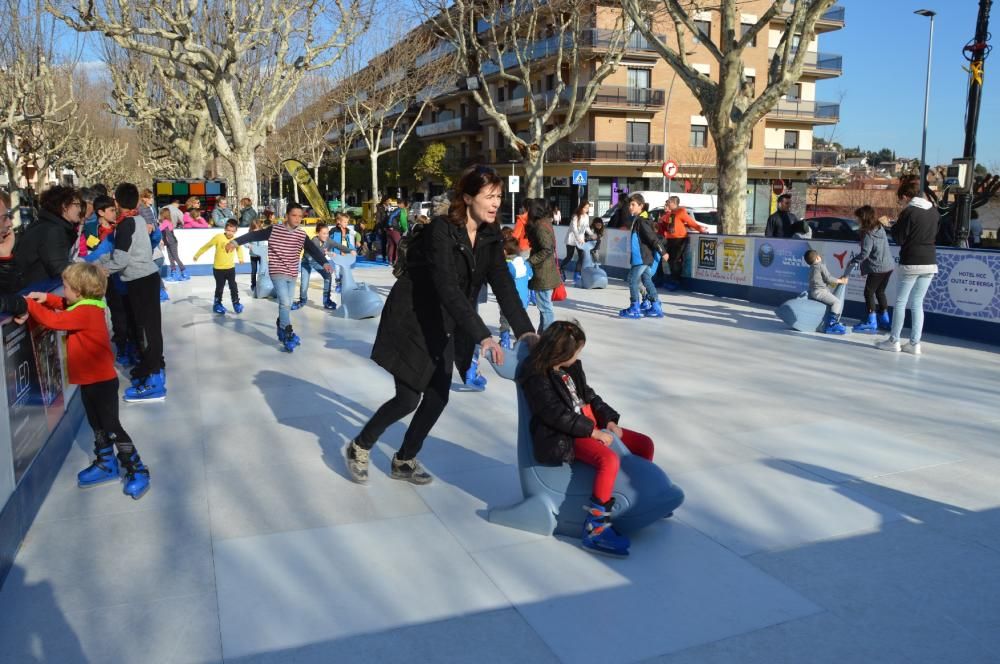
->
<box><xmin>915</xmin><ymin>9</ymin><xmax>936</xmax><ymax>195</ymax></box>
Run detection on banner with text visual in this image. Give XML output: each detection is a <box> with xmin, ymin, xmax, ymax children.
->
<box><xmin>925</xmin><ymin>250</ymin><xmax>1000</xmax><ymax>321</ymax></box>
<box><xmin>751</xmin><ymin>238</ymin><xmax>812</xmax><ymax>292</ymax></box>
<box><xmin>693</xmin><ymin>236</ymin><xmax>754</xmax><ymax>285</ymax></box>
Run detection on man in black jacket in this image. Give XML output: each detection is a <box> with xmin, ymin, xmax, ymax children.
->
<box><xmin>764</xmin><ymin>193</ymin><xmax>799</xmax><ymax>238</ymax></box>
<box><xmin>14</xmin><ymin>185</ymin><xmax>82</xmax><ymax>290</ymax></box>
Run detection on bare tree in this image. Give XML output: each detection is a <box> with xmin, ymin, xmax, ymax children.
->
<box><xmin>66</xmin><ymin>122</ymin><xmax>132</xmax><ymax>186</ymax></box>
<box><xmin>325</xmin><ymin>102</ymin><xmax>363</xmax><ymax>204</ymax></box>
<box><xmin>49</xmin><ymin>0</ymin><xmax>373</xmax><ymax>205</ymax></box>
<box><xmin>422</xmin><ymin>0</ymin><xmax>630</xmax><ymax>196</ymax></box>
<box><xmin>339</xmin><ymin>32</ymin><xmax>443</xmax><ymax>201</ymax></box>
<box><xmin>103</xmin><ymin>44</ymin><xmax>214</xmax><ymax>179</ymax></box>
<box><xmin>621</xmin><ymin>0</ymin><xmax>836</xmax><ymax>233</ymax></box>
<box><xmin>282</xmin><ymin>73</ymin><xmax>340</xmax><ymax>192</ymax></box>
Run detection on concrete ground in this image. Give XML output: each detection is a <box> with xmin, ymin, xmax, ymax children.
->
<box><xmin>1</xmin><ymin>264</ymin><xmax>998</xmax><ymax>664</ymax></box>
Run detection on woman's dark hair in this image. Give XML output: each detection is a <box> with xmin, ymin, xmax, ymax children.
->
<box><xmin>39</xmin><ymin>185</ymin><xmax>82</xmax><ymax>218</ymax></box>
<box><xmin>855</xmin><ymin>205</ymin><xmax>880</xmax><ymax>234</ymax></box>
<box><xmin>591</xmin><ymin>218</ymin><xmax>605</xmax><ymax>236</ymax></box>
<box><xmin>573</xmin><ymin>201</ymin><xmax>589</xmax><ymax>218</ymax></box>
<box><xmin>447</xmin><ymin>165</ymin><xmax>504</xmax><ymax>227</ymax></box>
<box><xmin>525</xmin><ymin>320</ymin><xmax>587</xmax><ymax>377</ymax></box>
<box><xmin>525</xmin><ymin>198</ymin><xmax>549</xmax><ymax>225</ymax></box>
<box><xmin>897</xmin><ymin>175</ymin><xmax>921</xmax><ymax>200</ymax></box>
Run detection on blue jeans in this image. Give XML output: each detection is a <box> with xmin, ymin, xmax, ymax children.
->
<box><xmin>299</xmin><ymin>262</ymin><xmax>331</xmax><ymax>301</ymax></box>
<box><xmin>628</xmin><ymin>264</ymin><xmax>657</xmax><ymax>303</ymax></box>
<box><xmin>535</xmin><ymin>288</ymin><xmax>554</xmax><ymax>332</ymax></box>
<box><xmin>890</xmin><ymin>271</ymin><xmax>934</xmax><ymax>344</ymax></box>
<box><xmin>272</xmin><ymin>275</ymin><xmax>296</xmax><ymax>328</ymax></box>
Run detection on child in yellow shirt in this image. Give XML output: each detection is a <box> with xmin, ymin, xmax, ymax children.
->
<box><xmin>194</xmin><ymin>220</ymin><xmax>246</xmax><ymax>314</ymax></box>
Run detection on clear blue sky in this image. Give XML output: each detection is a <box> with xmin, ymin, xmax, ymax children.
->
<box><xmin>817</xmin><ymin>0</ymin><xmax>999</xmax><ymax>166</ymax></box>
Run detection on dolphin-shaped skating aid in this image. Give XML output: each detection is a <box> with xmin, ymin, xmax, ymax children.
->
<box><xmin>577</xmin><ymin>240</ymin><xmax>608</xmax><ymax>289</ymax></box>
<box><xmin>484</xmin><ymin>343</ymin><xmax>684</xmax><ymax>536</ymax></box>
<box><xmin>330</xmin><ymin>253</ymin><xmax>383</xmax><ymax>320</ymax></box>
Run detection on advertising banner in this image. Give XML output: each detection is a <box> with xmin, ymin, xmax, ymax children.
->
<box><xmin>816</xmin><ymin>241</ymin><xmax>903</xmax><ymax>305</ymax></box>
<box><xmin>693</xmin><ymin>236</ymin><xmax>754</xmax><ymax>285</ymax></box>
<box><xmin>925</xmin><ymin>250</ymin><xmax>1000</xmax><ymax>321</ymax></box>
<box><xmin>752</xmin><ymin>238</ymin><xmax>812</xmax><ymax>292</ymax></box>
<box><xmin>3</xmin><ymin>320</ymin><xmax>64</xmax><ymax>484</ymax></box>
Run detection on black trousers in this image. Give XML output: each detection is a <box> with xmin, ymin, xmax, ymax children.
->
<box><xmin>665</xmin><ymin>237</ymin><xmax>689</xmax><ymax>280</ymax></box>
<box><xmin>214</xmin><ymin>268</ymin><xmax>239</xmax><ymax>304</ymax></box>
<box><xmin>250</xmin><ymin>256</ymin><xmax>261</xmax><ymax>290</ymax></box>
<box><xmin>80</xmin><ymin>378</ymin><xmax>133</xmax><ymax>453</ymax></box>
<box><xmin>864</xmin><ymin>271</ymin><xmax>893</xmax><ymax>314</ymax></box>
<box><xmin>125</xmin><ymin>271</ymin><xmax>165</xmax><ymax>379</ymax></box>
<box><xmin>105</xmin><ymin>279</ymin><xmax>133</xmax><ymax>349</ymax></box>
<box><xmin>357</xmin><ymin>361</ymin><xmax>452</xmax><ymax>461</ymax></box>
<box><xmin>560</xmin><ymin>245</ymin><xmax>583</xmax><ymax>273</ymax></box>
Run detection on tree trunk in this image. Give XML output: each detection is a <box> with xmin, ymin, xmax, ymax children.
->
<box><xmin>715</xmin><ymin>133</ymin><xmax>749</xmax><ymax>235</ymax></box>
<box><xmin>370</xmin><ymin>153</ymin><xmax>380</xmax><ymax>203</ymax></box>
<box><xmin>293</xmin><ymin>178</ymin><xmax>299</xmax><ymax>203</ymax></box>
<box><xmin>230</xmin><ymin>150</ymin><xmax>259</xmax><ymax>207</ymax></box>
<box><xmin>339</xmin><ymin>153</ymin><xmax>347</xmax><ymax>204</ymax></box>
<box><xmin>187</xmin><ymin>146</ymin><xmax>208</xmax><ymax>179</ymax></box>
<box><xmin>523</xmin><ymin>149</ymin><xmax>545</xmax><ymax>198</ymax></box>
<box><xmin>278</xmin><ymin>173</ymin><xmax>284</xmax><ymax>201</ymax></box>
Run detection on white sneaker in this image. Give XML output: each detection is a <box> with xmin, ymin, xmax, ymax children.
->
<box><xmin>902</xmin><ymin>342</ymin><xmax>922</xmax><ymax>355</ymax></box>
<box><xmin>876</xmin><ymin>338</ymin><xmax>901</xmax><ymax>352</ymax></box>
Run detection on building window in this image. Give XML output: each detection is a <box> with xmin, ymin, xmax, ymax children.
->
<box><xmin>546</xmin><ymin>74</ymin><xmax>555</xmax><ymax>91</ymax></box>
<box><xmin>784</xmin><ymin>130</ymin><xmax>800</xmax><ymax>149</ymax></box>
<box><xmin>627</xmin><ymin>67</ymin><xmax>651</xmax><ymax>89</ymax></box>
<box><xmin>497</xmin><ymin>87</ymin><xmax>505</xmax><ymax>102</ymax></box>
<box><xmin>741</xmin><ymin>22</ymin><xmax>757</xmax><ymax>46</ymax></box>
<box><xmin>694</xmin><ymin>19</ymin><xmax>711</xmax><ymax>40</ymax></box>
<box><xmin>744</xmin><ymin>75</ymin><xmax>756</xmax><ymax>95</ymax></box>
<box><xmin>626</xmin><ymin>121</ymin><xmax>650</xmax><ymax>145</ymax></box>
<box><xmin>690</xmin><ymin>124</ymin><xmax>708</xmax><ymax>148</ymax></box>
<box><xmin>787</xmin><ymin>83</ymin><xmax>802</xmax><ymax>101</ymax></box>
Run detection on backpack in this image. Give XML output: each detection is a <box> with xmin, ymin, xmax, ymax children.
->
<box><xmin>392</xmin><ymin>223</ymin><xmax>426</xmax><ymax>278</ymax></box>
<box><xmin>387</xmin><ymin>208</ymin><xmax>402</xmax><ymax>230</ymax></box>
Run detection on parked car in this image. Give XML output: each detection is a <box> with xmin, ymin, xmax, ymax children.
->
<box><xmin>600</xmin><ymin>191</ymin><xmax>718</xmax><ymax>228</ymax></box>
<box><xmin>410</xmin><ymin>201</ymin><xmax>435</xmax><ymax>219</ymax></box>
<box><xmin>806</xmin><ymin>216</ymin><xmax>860</xmax><ymax>242</ymax></box>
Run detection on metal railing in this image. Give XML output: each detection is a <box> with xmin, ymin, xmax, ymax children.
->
<box><xmin>768</xmin><ymin>99</ymin><xmax>840</xmax><ymax>121</ymax></box>
<box><xmin>547</xmin><ymin>141</ymin><xmax>664</xmax><ymax>163</ymax></box>
<box><xmin>591</xmin><ymin>85</ymin><xmax>666</xmax><ymax>108</ymax></box>
<box><xmin>763</xmin><ymin>149</ymin><xmax>839</xmax><ymax>167</ymax></box>
<box><xmin>415</xmin><ymin>116</ymin><xmax>481</xmax><ymax>138</ymax></box>
<box><xmin>769</xmin><ymin>48</ymin><xmax>843</xmax><ymax>74</ymax></box>
<box><xmin>775</xmin><ymin>2</ymin><xmax>845</xmax><ymax>24</ymax></box>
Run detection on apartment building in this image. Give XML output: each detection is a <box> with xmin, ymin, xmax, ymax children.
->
<box><xmin>326</xmin><ymin>1</ymin><xmax>844</xmax><ymax>226</ymax></box>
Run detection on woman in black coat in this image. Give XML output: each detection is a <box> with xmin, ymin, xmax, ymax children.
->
<box><xmin>12</xmin><ymin>185</ymin><xmax>82</xmax><ymax>291</ymax></box>
<box><xmin>346</xmin><ymin>166</ymin><xmax>536</xmax><ymax>485</ymax></box>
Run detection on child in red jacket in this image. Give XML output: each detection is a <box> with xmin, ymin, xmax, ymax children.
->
<box><xmin>0</xmin><ymin>263</ymin><xmax>151</xmax><ymax>499</ymax></box>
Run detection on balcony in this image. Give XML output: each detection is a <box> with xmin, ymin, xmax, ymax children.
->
<box><xmin>767</xmin><ymin>99</ymin><xmax>840</xmax><ymax>123</ymax></box>
<box><xmin>590</xmin><ymin>85</ymin><xmax>665</xmax><ymax>110</ymax></box>
<box><xmin>415</xmin><ymin>116</ymin><xmax>481</xmax><ymax>138</ymax></box>
<box><xmin>763</xmin><ymin>149</ymin><xmax>838</xmax><ymax>168</ymax></box>
<box><xmin>547</xmin><ymin>141</ymin><xmax>664</xmax><ymax>164</ymax></box>
<box><xmin>769</xmin><ymin>48</ymin><xmax>843</xmax><ymax>78</ymax></box>
<box><xmin>774</xmin><ymin>2</ymin><xmax>846</xmax><ymax>31</ymax></box>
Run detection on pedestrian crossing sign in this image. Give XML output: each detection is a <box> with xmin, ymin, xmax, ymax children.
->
<box><xmin>572</xmin><ymin>170</ymin><xmax>588</xmax><ymax>186</ymax></box>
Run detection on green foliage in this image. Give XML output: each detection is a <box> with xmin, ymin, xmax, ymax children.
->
<box><xmin>413</xmin><ymin>142</ymin><xmax>460</xmax><ymax>188</ymax></box>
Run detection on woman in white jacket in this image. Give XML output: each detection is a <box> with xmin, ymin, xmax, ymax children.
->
<box><xmin>560</xmin><ymin>201</ymin><xmax>592</xmax><ymax>281</ymax></box>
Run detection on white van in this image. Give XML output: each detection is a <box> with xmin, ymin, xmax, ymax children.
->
<box><xmin>600</xmin><ymin>191</ymin><xmax>718</xmax><ymax>232</ymax></box>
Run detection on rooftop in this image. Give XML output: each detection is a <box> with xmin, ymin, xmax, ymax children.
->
<box><xmin>1</xmin><ymin>266</ymin><xmax>997</xmax><ymax>663</ymax></box>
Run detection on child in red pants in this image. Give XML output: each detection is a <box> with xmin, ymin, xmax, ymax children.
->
<box><xmin>521</xmin><ymin>320</ymin><xmax>655</xmax><ymax>557</ymax></box>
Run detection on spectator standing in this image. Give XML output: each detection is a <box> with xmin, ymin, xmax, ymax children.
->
<box><xmin>184</xmin><ymin>207</ymin><xmax>211</xmax><ymax>228</ymax></box>
<box><xmin>550</xmin><ymin>202</ymin><xmax>562</xmax><ymax>226</ymax></box>
<box><xmin>239</xmin><ymin>198</ymin><xmax>259</xmax><ymax>227</ymax></box>
<box><xmin>877</xmin><ymin>175</ymin><xmax>939</xmax><ymax>355</ymax></box>
<box><xmin>211</xmin><ymin>197</ymin><xmax>236</xmax><ymax>228</ymax></box>
<box><xmin>14</xmin><ymin>185</ymin><xmax>82</xmax><ymax>290</ymax></box>
<box><xmin>138</xmin><ymin>189</ymin><xmax>157</xmax><ymax>226</ymax></box>
<box><xmin>526</xmin><ymin>198</ymin><xmax>561</xmax><ymax>332</ymax></box>
<box><xmin>658</xmin><ymin>196</ymin><xmax>705</xmax><ymax>290</ymax></box>
<box><xmin>0</xmin><ymin>191</ymin><xmax>20</xmax><ymax>294</ymax></box>
<box><xmin>764</xmin><ymin>193</ymin><xmax>799</xmax><ymax>238</ymax></box>
<box><xmin>166</xmin><ymin>199</ymin><xmax>185</xmax><ymax>227</ymax></box>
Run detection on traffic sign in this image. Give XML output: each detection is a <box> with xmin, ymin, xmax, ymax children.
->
<box><xmin>572</xmin><ymin>169</ymin><xmax>588</xmax><ymax>186</ymax></box>
<box><xmin>661</xmin><ymin>160</ymin><xmax>679</xmax><ymax>179</ymax></box>
<box><xmin>508</xmin><ymin>175</ymin><xmax>520</xmax><ymax>193</ymax></box>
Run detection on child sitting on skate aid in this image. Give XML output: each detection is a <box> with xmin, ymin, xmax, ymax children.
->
<box><xmin>519</xmin><ymin>320</ymin><xmax>656</xmax><ymax>558</ymax></box>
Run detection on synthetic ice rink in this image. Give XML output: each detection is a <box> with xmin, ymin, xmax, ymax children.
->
<box><xmin>1</xmin><ymin>264</ymin><xmax>998</xmax><ymax>663</ymax></box>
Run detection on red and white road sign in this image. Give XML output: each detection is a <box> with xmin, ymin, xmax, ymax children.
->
<box><xmin>662</xmin><ymin>160</ymin><xmax>679</xmax><ymax>179</ymax></box>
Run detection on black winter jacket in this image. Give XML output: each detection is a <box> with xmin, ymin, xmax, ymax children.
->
<box><xmin>631</xmin><ymin>213</ymin><xmax>668</xmax><ymax>266</ymax></box>
<box><xmin>892</xmin><ymin>199</ymin><xmax>939</xmax><ymax>266</ymax></box>
<box><xmin>520</xmin><ymin>361</ymin><xmax>620</xmax><ymax>465</ymax></box>
<box><xmin>370</xmin><ymin>216</ymin><xmax>534</xmax><ymax>391</ymax></box>
<box><xmin>14</xmin><ymin>209</ymin><xmax>77</xmax><ymax>288</ymax></box>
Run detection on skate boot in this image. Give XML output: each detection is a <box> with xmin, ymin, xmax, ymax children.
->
<box><xmin>852</xmin><ymin>313</ymin><xmax>878</xmax><ymax>333</ymax></box>
<box><xmin>499</xmin><ymin>330</ymin><xmax>512</xmax><ymax>349</ymax></box>
<box><xmin>282</xmin><ymin>325</ymin><xmax>300</xmax><ymax>352</ymax></box>
<box><xmin>528</xmin><ymin>291</ymin><xmax>536</xmax><ymax>306</ymax></box>
<box><xmin>119</xmin><ymin>452</ymin><xmax>150</xmax><ymax>500</ymax></box>
<box><xmin>643</xmin><ymin>300</ymin><xmax>664</xmax><ymax>318</ymax></box>
<box><xmin>159</xmin><ymin>286</ymin><xmax>170</xmax><ymax>301</ymax></box>
<box><xmin>335</xmin><ymin>281</ymin><xmax>342</xmax><ymax>294</ymax></box>
<box><xmin>180</xmin><ymin>269</ymin><xmax>191</xmax><ymax>281</ymax></box>
<box><xmin>877</xmin><ymin>311</ymin><xmax>891</xmax><ymax>331</ymax></box>
<box><xmin>323</xmin><ymin>298</ymin><xmax>337</xmax><ymax>310</ymax></box>
<box><xmin>114</xmin><ymin>342</ymin><xmax>131</xmax><ymax>366</ymax></box>
<box><xmin>291</xmin><ymin>299</ymin><xmax>307</xmax><ymax>311</ymax></box>
<box><xmin>213</xmin><ymin>302</ymin><xmax>227</xmax><ymax>314</ymax></box>
<box><xmin>124</xmin><ymin>375</ymin><xmax>166</xmax><ymax>403</ymax></box>
<box><xmin>77</xmin><ymin>433</ymin><xmax>120</xmax><ymax>488</ymax></box>
<box><xmin>618</xmin><ymin>301</ymin><xmax>642</xmax><ymax>319</ymax></box>
<box><xmin>581</xmin><ymin>497</ymin><xmax>630</xmax><ymax>558</ymax></box>
<box><xmin>823</xmin><ymin>312</ymin><xmax>847</xmax><ymax>335</ymax></box>
<box><xmin>276</xmin><ymin>318</ymin><xmax>285</xmax><ymax>343</ymax></box>
<box><xmin>345</xmin><ymin>439</ymin><xmax>370</xmax><ymax>484</ymax></box>
<box><xmin>639</xmin><ymin>299</ymin><xmax>651</xmax><ymax>313</ymax></box>
<box><xmin>391</xmin><ymin>454</ymin><xmax>433</xmax><ymax>485</ymax></box>
<box><xmin>164</xmin><ymin>270</ymin><xmax>179</xmax><ymax>282</ymax></box>
<box><xmin>573</xmin><ymin>273</ymin><xmax>582</xmax><ymax>287</ymax></box>
<box><xmin>233</xmin><ymin>302</ymin><xmax>244</xmax><ymax>314</ymax></box>
<box><xmin>462</xmin><ymin>354</ymin><xmax>487</xmax><ymax>391</ymax></box>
